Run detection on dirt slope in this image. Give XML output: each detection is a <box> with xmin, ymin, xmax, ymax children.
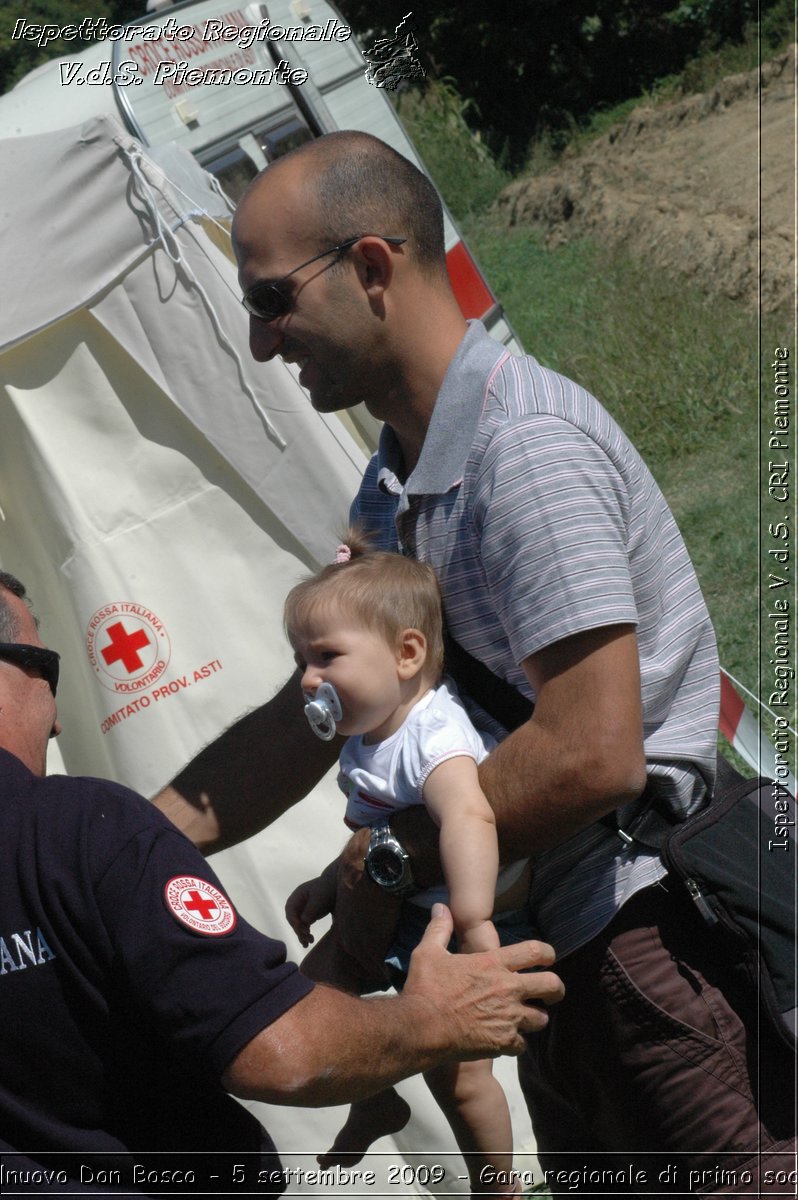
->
<box><xmin>495</xmin><ymin>46</ymin><xmax>795</xmax><ymax>312</ymax></box>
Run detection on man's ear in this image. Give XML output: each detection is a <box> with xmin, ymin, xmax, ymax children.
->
<box><xmin>396</xmin><ymin>628</ymin><xmax>427</xmax><ymax>680</ymax></box>
<box><xmin>354</xmin><ymin>236</ymin><xmax>399</xmax><ymax>298</ymax></box>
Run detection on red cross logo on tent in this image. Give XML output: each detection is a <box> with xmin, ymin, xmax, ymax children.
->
<box><xmin>86</xmin><ymin>602</ymin><xmax>171</xmax><ymax>694</ymax></box>
<box><xmin>101</xmin><ymin>621</ymin><xmax>151</xmax><ymax>673</ymax></box>
<box><xmin>164</xmin><ymin>876</ymin><xmax>237</xmax><ymax>936</ymax></box>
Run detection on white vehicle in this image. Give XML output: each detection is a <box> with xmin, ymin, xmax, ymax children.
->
<box><xmin>1</xmin><ymin>0</ymin><xmax>521</xmax><ymax>356</ymax></box>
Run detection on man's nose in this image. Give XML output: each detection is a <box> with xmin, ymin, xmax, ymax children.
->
<box><xmin>249</xmin><ymin>314</ymin><xmax>285</xmax><ymax>362</ymax></box>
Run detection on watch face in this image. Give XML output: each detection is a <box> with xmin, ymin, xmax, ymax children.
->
<box><xmin>367</xmin><ymin>845</ymin><xmax>406</xmax><ymax>887</ymax></box>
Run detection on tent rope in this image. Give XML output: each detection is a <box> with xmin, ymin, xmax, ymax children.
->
<box><xmin>117</xmin><ymin>139</ymin><xmax>287</xmax><ymax>450</ymax></box>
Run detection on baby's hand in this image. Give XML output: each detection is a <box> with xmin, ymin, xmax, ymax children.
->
<box><xmin>285</xmin><ymin>875</ymin><xmax>337</xmax><ymax>947</ymax></box>
<box><xmin>459</xmin><ymin>917</ymin><xmax>502</xmax><ymax>957</ymax></box>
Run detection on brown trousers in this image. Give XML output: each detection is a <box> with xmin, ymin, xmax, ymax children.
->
<box><xmin>518</xmin><ymin>881</ymin><xmax>796</xmax><ymax>1198</ymax></box>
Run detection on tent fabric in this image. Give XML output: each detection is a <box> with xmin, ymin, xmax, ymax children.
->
<box><xmin>1</xmin><ymin>116</ymin><xmax>232</xmax><ymax>351</ymax></box>
<box><xmin>0</xmin><ymin>115</ymin><xmax>536</xmax><ymax>1193</ymax></box>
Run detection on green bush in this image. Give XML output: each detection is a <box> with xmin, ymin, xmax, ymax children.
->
<box><xmin>393</xmin><ymin>79</ymin><xmax>510</xmax><ymax>221</ymax></box>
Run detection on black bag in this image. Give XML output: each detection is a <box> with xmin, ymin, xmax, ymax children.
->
<box><xmin>443</xmin><ymin>627</ymin><xmax>798</xmax><ymax>1053</ymax></box>
<box><xmin>629</xmin><ymin>762</ymin><xmax>797</xmax><ymax>1053</ymax></box>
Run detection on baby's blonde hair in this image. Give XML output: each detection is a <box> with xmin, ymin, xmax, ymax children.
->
<box><xmin>284</xmin><ymin>528</ymin><xmax>445</xmax><ymax>678</ymax></box>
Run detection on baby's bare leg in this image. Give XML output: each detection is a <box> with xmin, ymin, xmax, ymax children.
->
<box><xmin>316</xmin><ymin>1090</ymin><xmax>412</xmax><ymax>1167</ymax></box>
<box><xmin>300</xmin><ymin>931</ymin><xmax>412</xmax><ymax>1166</ymax></box>
<box><xmin>424</xmin><ymin>1059</ymin><xmax>520</xmax><ymax>1198</ymax></box>
<box><xmin>301</xmin><ymin>928</ymin><xmax>380</xmax><ymax>993</ymax></box>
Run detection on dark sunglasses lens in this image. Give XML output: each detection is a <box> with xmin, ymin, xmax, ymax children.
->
<box><xmin>0</xmin><ymin>644</ymin><xmax>59</xmax><ymax>696</ymax></box>
<box><xmin>43</xmin><ymin>652</ymin><xmax>59</xmax><ymax>696</ymax></box>
<box><xmin>245</xmin><ymin>284</ymin><xmax>290</xmax><ymax>322</ymax></box>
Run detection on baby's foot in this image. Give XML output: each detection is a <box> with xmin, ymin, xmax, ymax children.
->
<box><xmin>317</xmin><ymin>1090</ymin><xmax>411</xmax><ymax>1167</ymax></box>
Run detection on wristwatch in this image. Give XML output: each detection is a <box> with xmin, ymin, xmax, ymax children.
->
<box><xmin>364</xmin><ymin>820</ymin><xmax>417</xmax><ymax>896</ymax></box>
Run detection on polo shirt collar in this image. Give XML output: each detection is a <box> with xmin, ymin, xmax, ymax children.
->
<box><xmin>377</xmin><ymin>321</ymin><xmax>507</xmax><ymax>500</ymax></box>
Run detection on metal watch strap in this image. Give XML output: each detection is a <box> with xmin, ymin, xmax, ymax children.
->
<box><xmin>366</xmin><ymin>820</ymin><xmax>416</xmax><ymax>896</ymax></box>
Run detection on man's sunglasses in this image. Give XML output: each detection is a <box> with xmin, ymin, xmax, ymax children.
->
<box><xmin>0</xmin><ymin>643</ymin><xmax>60</xmax><ymax>696</ymax></box>
<box><xmin>242</xmin><ymin>234</ymin><xmax>407</xmax><ymax>323</ymax></box>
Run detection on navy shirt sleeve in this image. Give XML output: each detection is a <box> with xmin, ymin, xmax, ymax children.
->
<box><xmin>0</xmin><ymin>749</ymin><xmax>315</xmax><ymax>1164</ymax></box>
<box><xmin>88</xmin><ymin>791</ymin><xmax>314</xmax><ymax>1079</ymax></box>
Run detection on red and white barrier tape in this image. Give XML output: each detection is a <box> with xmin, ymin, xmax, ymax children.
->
<box><xmin>720</xmin><ymin>669</ymin><xmax>796</xmax><ymax>796</ymax></box>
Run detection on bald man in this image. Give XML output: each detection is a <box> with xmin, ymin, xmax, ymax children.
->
<box><xmin>156</xmin><ymin>132</ymin><xmax>793</xmax><ymax>1194</ymax></box>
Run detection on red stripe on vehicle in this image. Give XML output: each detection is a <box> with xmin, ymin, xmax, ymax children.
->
<box><xmin>446</xmin><ymin>241</ymin><xmax>495</xmax><ymax>319</ymax></box>
<box><xmin>719</xmin><ymin>671</ymin><xmax>745</xmax><ymax>742</ymax></box>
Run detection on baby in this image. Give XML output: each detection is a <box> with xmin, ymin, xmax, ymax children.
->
<box><xmin>283</xmin><ymin>531</ymin><xmax>530</xmax><ymax>1197</ymax></box>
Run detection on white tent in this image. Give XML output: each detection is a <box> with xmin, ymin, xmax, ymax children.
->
<box><xmin>0</xmin><ymin>115</ymin><xmax>537</xmax><ymax>1195</ymax></box>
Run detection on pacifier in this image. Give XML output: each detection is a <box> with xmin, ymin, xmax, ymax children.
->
<box><xmin>303</xmin><ymin>682</ymin><xmax>343</xmax><ymax>741</ymax></box>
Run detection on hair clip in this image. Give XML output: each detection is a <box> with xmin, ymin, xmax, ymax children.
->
<box><xmin>335</xmin><ymin>543</ymin><xmax>352</xmax><ymax>564</ymax></box>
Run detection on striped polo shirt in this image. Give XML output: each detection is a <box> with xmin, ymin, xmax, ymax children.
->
<box><xmin>351</xmin><ymin>321</ymin><xmax>720</xmax><ymax>956</ymax></box>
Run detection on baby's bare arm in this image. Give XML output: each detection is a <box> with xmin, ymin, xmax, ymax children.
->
<box><xmin>423</xmin><ymin>756</ymin><xmax>500</xmax><ymax>952</ymax></box>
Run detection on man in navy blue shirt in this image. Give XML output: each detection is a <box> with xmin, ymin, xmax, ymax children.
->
<box><xmin>0</xmin><ymin>570</ymin><xmax>562</xmax><ymax>1194</ymax></box>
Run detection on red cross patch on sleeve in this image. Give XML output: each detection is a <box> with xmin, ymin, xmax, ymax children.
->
<box><xmin>164</xmin><ymin>876</ymin><xmax>238</xmax><ymax>936</ymax></box>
